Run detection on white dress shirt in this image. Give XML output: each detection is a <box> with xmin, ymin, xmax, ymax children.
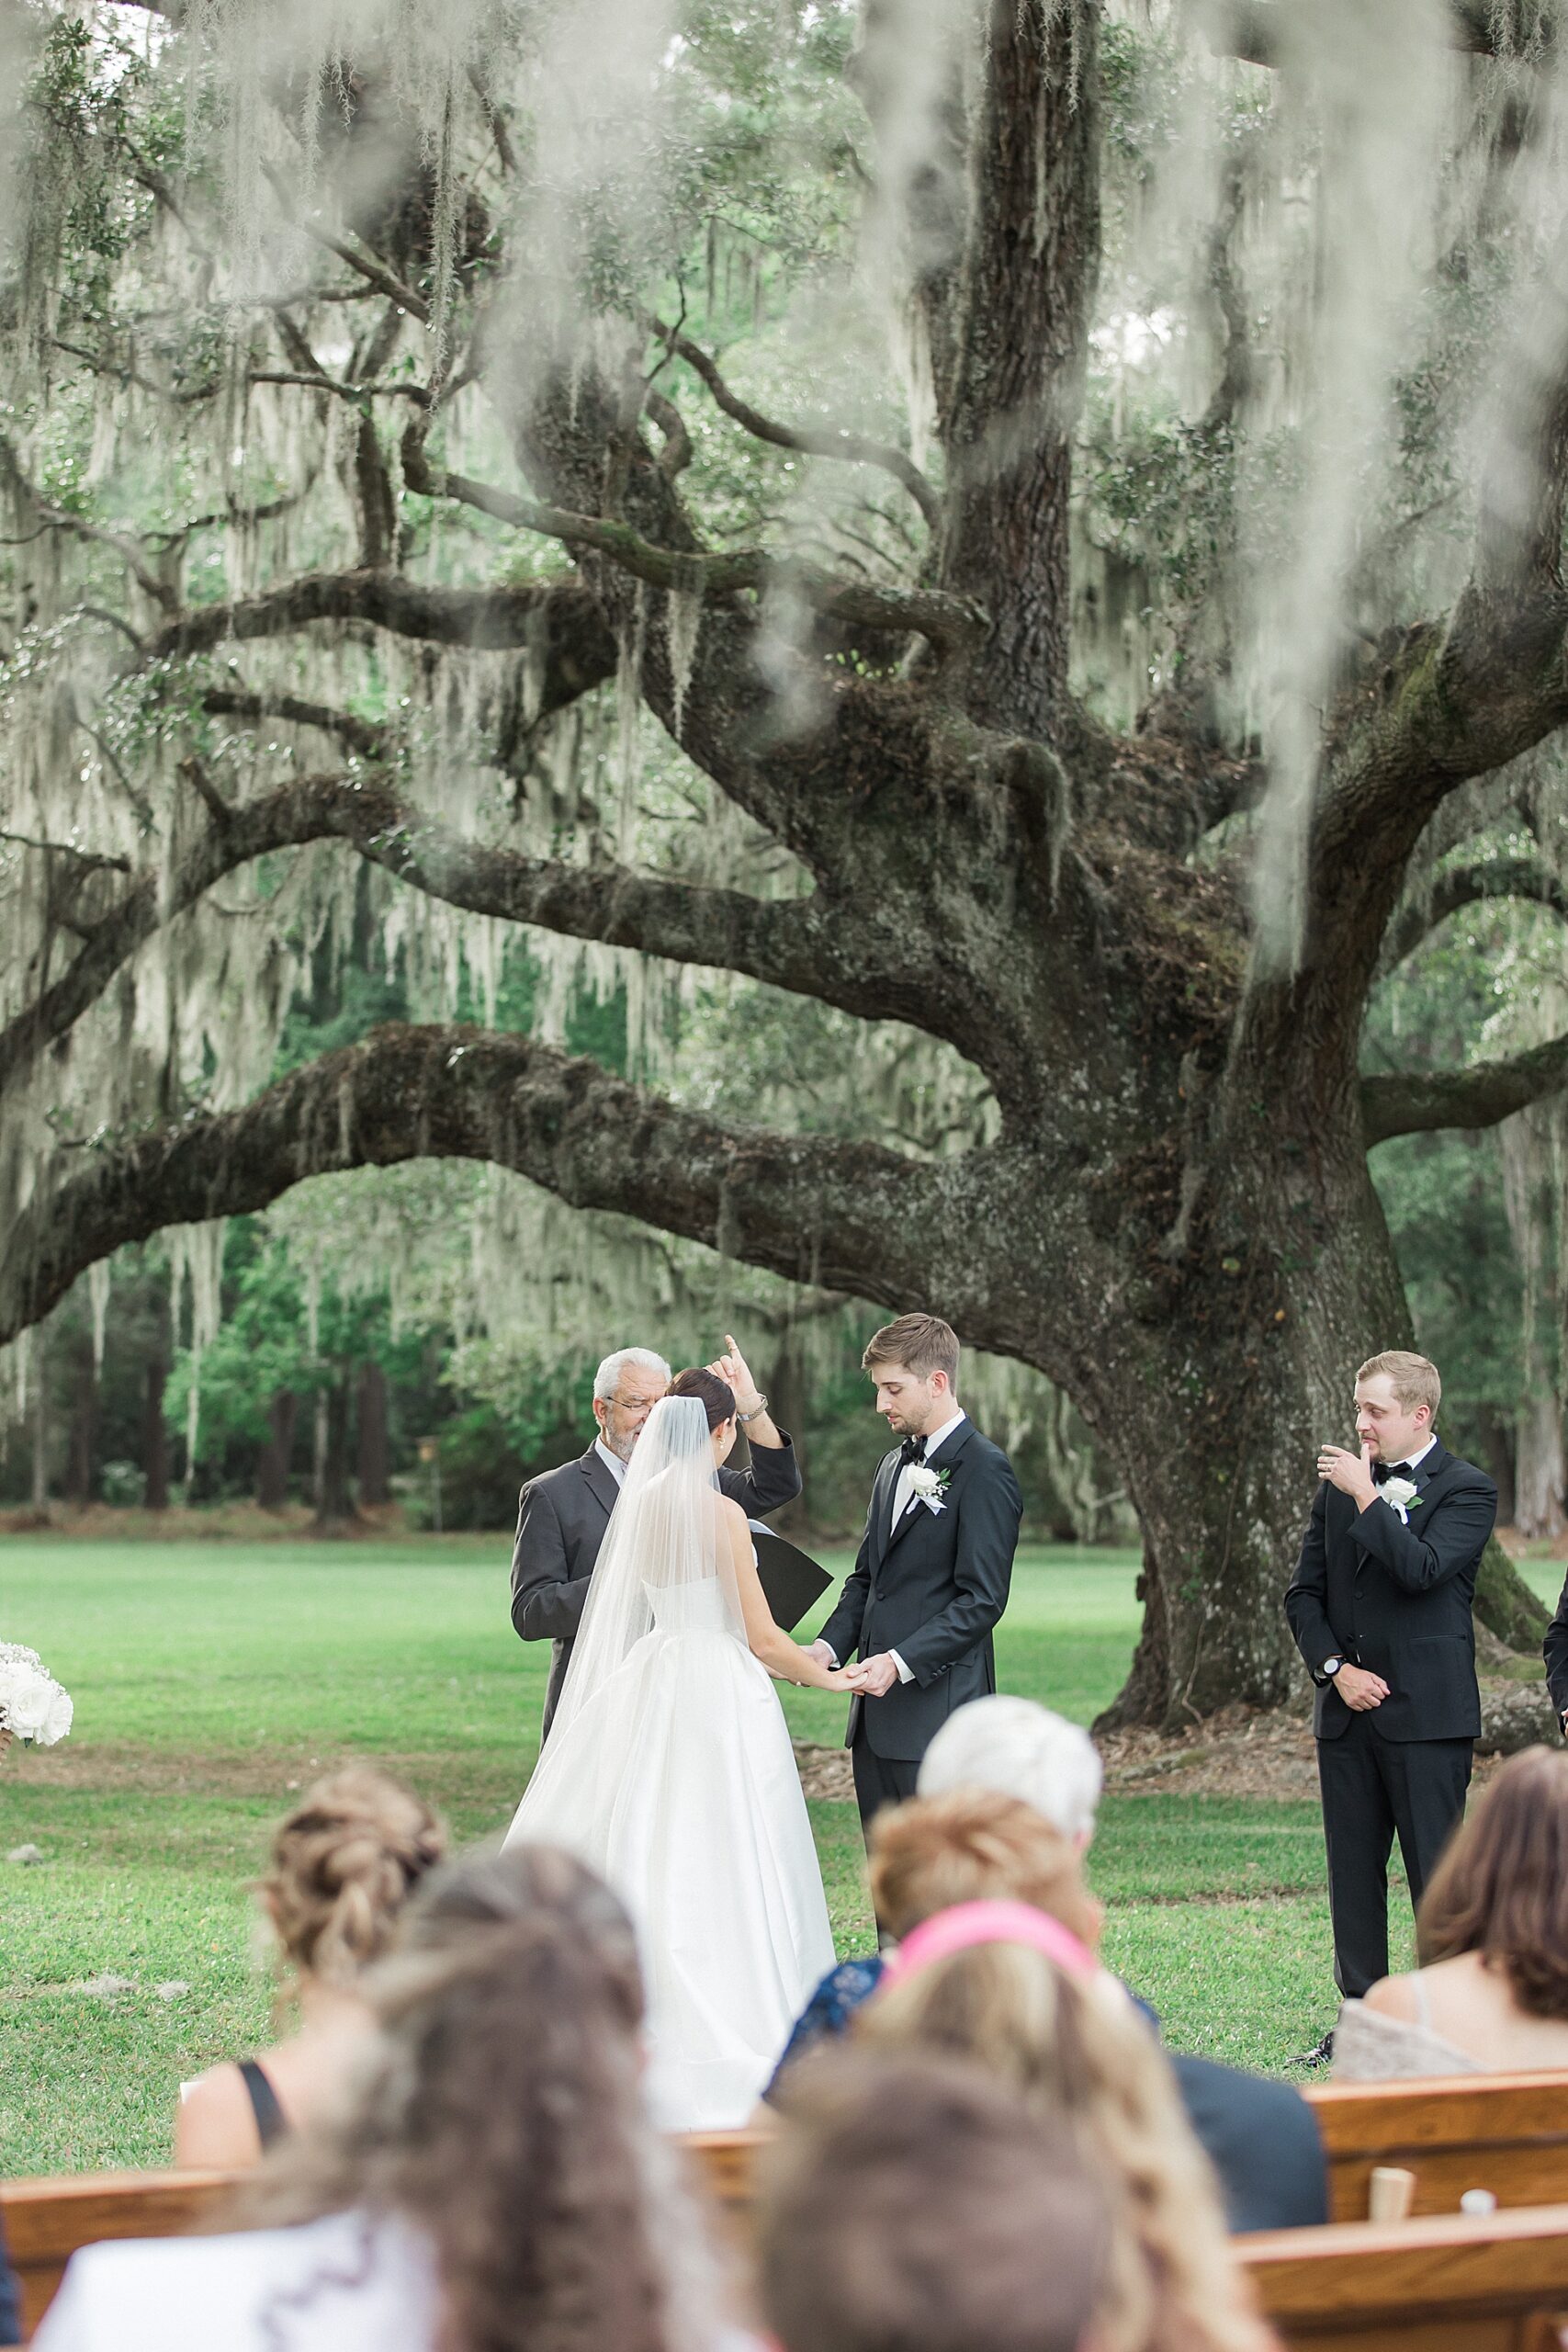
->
<box><xmin>595</xmin><ymin>1436</ymin><xmax>629</xmax><ymax>1487</ymax></box>
<box><xmin>823</xmin><ymin>1409</ymin><xmax>968</xmax><ymax>1684</ymax></box>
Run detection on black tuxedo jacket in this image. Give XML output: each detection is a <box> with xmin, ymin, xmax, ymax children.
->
<box><xmin>819</xmin><ymin>1420</ymin><xmax>1022</xmax><ymax>1764</ymax></box>
<box><xmin>1283</xmin><ymin>1441</ymin><xmax>1496</xmax><ymax>1743</ymax></box>
<box><xmin>511</xmin><ymin>1434</ymin><xmax>802</xmax><ymax>1740</ymax></box>
<box><xmin>1545</xmin><ymin>1574</ymin><xmax>1568</xmax><ymax>1723</ymax></box>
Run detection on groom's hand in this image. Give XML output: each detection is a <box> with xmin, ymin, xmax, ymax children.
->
<box><xmin>1317</xmin><ymin>1443</ymin><xmax>1377</xmax><ymax>1511</ymax></box>
<box><xmin>1333</xmin><ymin>1662</ymin><xmax>1390</xmax><ymax>1712</ymax></box>
<box><xmin>847</xmin><ymin>1652</ymin><xmax>899</xmax><ymax>1697</ymax></box>
<box><xmin>806</xmin><ymin>1640</ymin><xmax>838</xmax><ymax>1670</ymax></box>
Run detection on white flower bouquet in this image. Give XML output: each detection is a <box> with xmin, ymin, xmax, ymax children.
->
<box><xmin>0</xmin><ymin>1642</ymin><xmax>74</xmax><ymax>1755</ymax></box>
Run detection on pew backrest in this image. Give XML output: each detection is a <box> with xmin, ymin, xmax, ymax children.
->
<box><xmin>1239</xmin><ymin>2201</ymin><xmax>1568</xmax><ymax>2350</ymax></box>
<box><xmin>1306</xmin><ymin>2072</ymin><xmax>1568</xmax><ymax>2222</ymax></box>
<box><xmin>1</xmin><ymin>2169</ymin><xmax>239</xmax><ymax>2338</ymax></box>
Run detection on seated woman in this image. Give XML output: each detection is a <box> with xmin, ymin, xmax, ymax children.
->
<box><xmin>38</xmin><ymin>1847</ymin><xmax>727</xmax><ymax>2352</ymax></box>
<box><xmin>837</xmin><ymin>1898</ymin><xmax>1276</xmax><ymax>2352</ymax></box>
<box><xmin>1336</xmin><ymin>1745</ymin><xmax>1568</xmax><ymax>2080</ymax></box>
<box><xmin>175</xmin><ymin>1768</ymin><xmax>445</xmax><ymax>2165</ymax></box>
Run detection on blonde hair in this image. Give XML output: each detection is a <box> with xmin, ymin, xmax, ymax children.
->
<box><xmin>856</xmin><ymin>1950</ymin><xmax>1271</xmax><ymax>2352</ymax></box>
<box><xmin>1358</xmin><ymin>1350</ymin><xmax>1441</xmax><ymax>1419</ymax></box>
<box><xmin>261</xmin><ymin>1767</ymin><xmax>446</xmax><ymax>1988</ymax></box>
<box><xmin>870</xmin><ymin>1792</ymin><xmax>1099</xmax><ymax>1944</ymax></box>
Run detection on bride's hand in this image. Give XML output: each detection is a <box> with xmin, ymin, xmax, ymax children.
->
<box><xmin>821</xmin><ymin>1667</ymin><xmax>858</xmax><ymax>1692</ymax></box>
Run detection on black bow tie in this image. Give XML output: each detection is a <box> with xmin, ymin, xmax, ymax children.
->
<box><xmin>898</xmin><ymin>1435</ymin><xmax>927</xmax><ymax>1467</ymax></box>
<box><xmin>1373</xmin><ymin>1460</ymin><xmax>1414</xmax><ymax>1484</ymax></box>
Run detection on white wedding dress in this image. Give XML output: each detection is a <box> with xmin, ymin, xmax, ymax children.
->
<box><xmin>503</xmin><ymin>1396</ymin><xmax>836</xmax><ymax>2131</ymax></box>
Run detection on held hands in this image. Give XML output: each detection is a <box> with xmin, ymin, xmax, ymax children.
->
<box><xmin>1317</xmin><ymin>1442</ymin><xmax>1378</xmax><ymax>1512</ymax></box>
<box><xmin>845</xmin><ymin>1652</ymin><xmax>899</xmax><ymax>1698</ymax></box>
<box><xmin>1334</xmin><ymin>1662</ymin><xmax>1390</xmax><ymax>1712</ymax></box>
<box><xmin>706</xmin><ymin>1333</ymin><xmax>761</xmax><ymax>1416</ymax></box>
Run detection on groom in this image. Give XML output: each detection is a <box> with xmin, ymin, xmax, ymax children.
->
<box><xmin>811</xmin><ymin>1314</ymin><xmax>1022</xmax><ymax>1837</ymax></box>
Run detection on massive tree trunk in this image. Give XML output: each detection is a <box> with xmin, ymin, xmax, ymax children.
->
<box><xmin>313</xmin><ymin>1375</ymin><xmax>360</xmax><ymax>1532</ymax></box>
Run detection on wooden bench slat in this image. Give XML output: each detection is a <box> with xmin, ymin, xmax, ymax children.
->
<box><xmin>1305</xmin><ymin>2070</ymin><xmax>1568</xmax><ymax>2223</ymax></box>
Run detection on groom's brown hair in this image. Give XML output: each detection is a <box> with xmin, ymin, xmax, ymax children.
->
<box><xmin>863</xmin><ymin>1313</ymin><xmax>960</xmax><ymax>1386</ymax></box>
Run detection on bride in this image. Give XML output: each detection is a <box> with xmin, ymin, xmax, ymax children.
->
<box><xmin>503</xmin><ymin>1368</ymin><xmax>854</xmax><ymax>2130</ymax></box>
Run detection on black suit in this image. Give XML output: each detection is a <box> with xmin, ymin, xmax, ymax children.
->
<box><xmin>820</xmin><ymin>1419</ymin><xmax>1021</xmax><ymax>1832</ymax></box>
<box><xmin>1545</xmin><ymin>1574</ymin><xmax>1568</xmax><ymax>1731</ymax></box>
<box><xmin>1168</xmin><ymin>2053</ymin><xmax>1328</xmax><ymax>2234</ymax></box>
<box><xmin>1284</xmin><ymin>1440</ymin><xmax>1497</xmax><ymax>1996</ymax></box>
<box><xmin>511</xmin><ymin>1433</ymin><xmax>803</xmax><ymax>1741</ymax></box>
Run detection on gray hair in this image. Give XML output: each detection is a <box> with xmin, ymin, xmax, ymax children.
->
<box><xmin>917</xmin><ymin>1696</ymin><xmax>1103</xmax><ymax>1844</ymax></box>
<box><xmin>592</xmin><ymin>1348</ymin><xmax>672</xmax><ymax>1403</ymax></box>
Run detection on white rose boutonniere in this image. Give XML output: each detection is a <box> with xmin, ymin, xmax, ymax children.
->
<box><xmin>908</xmin><ymin>1464</ymin><xmax>953</xmax><ymax>1514</ymax></box>
<box><xmin>1379</xmin><ymin>1476</ymin><xmax>1420</xmax><ymax>1524</ymax></box>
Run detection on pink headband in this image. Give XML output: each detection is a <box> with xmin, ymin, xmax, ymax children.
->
<box><xmin>879</xmin><ymin>1899</ymin><xmax>1098</xmax><ymax>1990</ymax></box>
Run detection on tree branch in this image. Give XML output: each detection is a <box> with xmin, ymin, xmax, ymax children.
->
<box><xmin>200</xmin><ymin>687</ymin><xmax>392</xmax><ymax>761</ymax></box>
<box><xmin>639</xmin><ymin>310</ymin><xmax>941</xmax><ymax>528</ymax></box>
<box><xmin>0</xmin><ymin>772</ymin><xmax>935</xmax><ymax>1096</ymax></box>
<box><xmin>400</xmin><ymin>436</ymin><xmax>984</xmax><ymax>659</ymax></box>
<box><xmin>1382</xmin><ymin>854</ymin><xmax>1568</xmax><ymax>967</ymax></box>
<box><xmin>259</xmin><ymin>163</ymin><xmax>432</xmax><ymax>326</ymax></box>
<box><xmin>141</xmin><ymin>570</ymin><xmax>617</xmax><ymax>708</ymax></box>
<box><xmin>1364</xmin><ymin>1032</ymin><xmax>1568</xmax><ymax>1145</ymax></box>
<box><xmin>0</xmin><ymin>1024</ymin><xmax>951</xmax><ymax>1344</ymax></box>
<box><xmin>1202</xmin><ymin>0</ymin><xmax>1517</xmax><ymax>66</ymax></box>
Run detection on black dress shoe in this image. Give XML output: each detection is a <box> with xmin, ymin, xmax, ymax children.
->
<box><xmin>1293</xmin><ymin>2030</ymin><xmax>1335</xmax><ymax>2067</ymax></box>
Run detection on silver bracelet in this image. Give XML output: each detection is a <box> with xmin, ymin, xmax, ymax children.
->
<box><xmin>736</xmin><ymin>1395</ymin><xmax>769</xmax><ymax>1424</ymax></box>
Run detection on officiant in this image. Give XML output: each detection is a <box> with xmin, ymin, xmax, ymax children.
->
<box><xmin>510</xmin><ymin>1337</ymin><xmax>802</xmax><ymax>1742</ymax></box>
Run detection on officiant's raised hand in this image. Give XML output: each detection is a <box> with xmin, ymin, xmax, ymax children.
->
<box><xmin>707</xmin><ymin>1333</ymin><xmax>762</xmax><ymax>1414</ymax></box>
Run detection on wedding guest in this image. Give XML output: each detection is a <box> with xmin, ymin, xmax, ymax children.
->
<box><xmin>759</xmin><ymin>2053</ymin><xmax>1112</xmax><ymax>2352</ymax></box>
<box><xmin>767</xmin><ymin>1699</ymin><xmax>1100</xmax><ymax>2075</ymax></box>
<box><xmin>37</xmin><ymin>1847</ymin><xmax>724</xmax><ymax>2352</ymax></box>
<box><xmin>0</xmin><ymin>2216</ymin><xmax>20</xmax><ymax>2346</ymax></box>
<box><xmin>175</xmin><ymin>1769</ymin><xmax>446</xmax><ymax>2166</ymax></box>
<box><xmin>838</xmin><ymin>1900</ymin><xmax>1276</xmax><ymax>2352</ymax></box>
<box><xmin>1336</xmin><ymin>1745</ymin><xmax>1568</xmax><ymax>2078</ymax></box>
<box><xmin>768</xmin><ymin>1758</ymin><xmax>1327</xmax><ymax>2233</ymax></box>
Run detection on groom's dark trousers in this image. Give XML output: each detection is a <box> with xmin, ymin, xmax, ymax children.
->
<box><xmin>1284</xmin><ymin>1441</ymin><xmax>1495</xmax><ymax>1997</ymax></box>
<box><xmin>820</xmin><ymin>1419</ymin><xmax>1021</xmax><ymax>1839</ymax></box>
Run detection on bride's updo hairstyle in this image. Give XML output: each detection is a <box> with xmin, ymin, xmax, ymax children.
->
<box><xmin>262</xmin><ymin>1768</ymin><xmax>446</xmax><ymax>1990</ymax></box>
<box><xmin>670</xmin><ymin>1366</ymin><xmax>736</xmax><ymax>1431</ymax></box>
<box><xmin>245</xmin><ymin>1844</ymin><xmax>720</xmax><ymax>2352</ymax></box>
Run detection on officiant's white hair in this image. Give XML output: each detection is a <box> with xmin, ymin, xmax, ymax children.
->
<box><xmin>593</xmin><ymin>1346</ymin><xmax>671</xmax><ymax>1398</ymax></box>
<box><xmin>918</xmin><ymin>1697</ymin><xmax>1102</xmax><ymax>1845</ymax></box>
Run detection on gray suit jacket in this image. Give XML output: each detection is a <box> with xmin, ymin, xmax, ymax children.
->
<box><xmin>510</xmin><ymin>1434</ymin><xmax>803</xmax><ymax>1741</ymax></box>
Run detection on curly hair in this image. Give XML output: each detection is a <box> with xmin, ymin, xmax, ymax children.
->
<box><xmin>1418</xmin><ymin>1746</ymin><xmax>1568</xmax><ymax>2015</ymax></box>
<box><xmin>261</xmin><ymin>1767</ymin><xmax>446</xmax><ymax>1990</ymax></box>
<box><xmin>869</xmin><ymin>1791</ymin><xmax>1100</xmax><ymax>1944</ymax></box>
<box><xmin>849</xmin><ymin>1945</ymin><xmax>1272</xmax><ymax>2352</ymax></box>
<box><xmin>243</xmin><ymin>1843</ymin><xmax>718</xmax><ymax>2352</ymax></box>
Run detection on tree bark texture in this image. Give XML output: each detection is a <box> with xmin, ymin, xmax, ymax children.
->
<box><xmin>256</xmin><ymin>1389</ymin><xmax>299</xmax><ymax>1511</ymax></box>
<box><xmin>355</xmin><ymin>1362</ymin><xmax>390</xmax><ymax>1508</ymax></box>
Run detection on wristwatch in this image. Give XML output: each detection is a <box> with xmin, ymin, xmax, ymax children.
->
<box><xmin>1320</xmin><ymin>1655</ymin><xmax>1343</xmax><ymax>1682</ymax></box>
<box><xmin>736</xmin><ymin>1395</ymin><xmax>769</xmax><ymax>1425</ymax></box>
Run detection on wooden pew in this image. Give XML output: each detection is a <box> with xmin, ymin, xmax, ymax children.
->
<box><xmin>1</xmin><ymin>2168</ymin><xmax>238</xmax><ymax>2338</ymax></box>
<box><xmin>1239</xmin><ymin>2203</ymin><xmax>1568</xmax><ymax>2350</ymax></box>
<box><xmin>1306</xmin><ymin>2073</ymin><xmax>1568</xmax><ymax>2222</ymax></box>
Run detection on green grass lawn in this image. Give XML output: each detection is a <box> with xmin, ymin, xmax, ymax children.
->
<box><xmin>3</xmin><ymin>1538</ymin><xmax>1561</xmax><ymax>2176</ymax></box>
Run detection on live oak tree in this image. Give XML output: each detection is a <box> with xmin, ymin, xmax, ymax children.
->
<box><xmin>4</xmin><ymin>0</ymin><xmax>1567</xmax><ymax>1723</ymax></box>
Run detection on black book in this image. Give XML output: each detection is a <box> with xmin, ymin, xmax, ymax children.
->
<box><xmin>749</xmin><ymin>1521</ymin><xmax>832</xmax><ymax>1633</ymax></box>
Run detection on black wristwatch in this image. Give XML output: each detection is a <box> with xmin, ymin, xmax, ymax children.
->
<box><xmin>1320</xmin><ymin>1655</ymin><xmax>1343</xmax><ymax>1683</ymax></box>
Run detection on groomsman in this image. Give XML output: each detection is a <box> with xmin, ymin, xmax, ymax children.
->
<box><xmin>1285</xmin><ymin>1350</ymin><xmax>1496</xmax><ymax>2061</ymax></box>
<box><xmin>1545</xmin><ymin>1574</ymin><xmax>1568</xmax><ymax>1737</ymax></box>
<box><xmin>811</xmin><ymin>1314</ymin><xmax>1022</xmax><ymax>1838</ymax></box>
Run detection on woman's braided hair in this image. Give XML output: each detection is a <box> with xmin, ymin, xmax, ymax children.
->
<box><xmin>261</xmin><ymin>1767</ymin><xmax>446</xmax><ymax>1988</ymax></box>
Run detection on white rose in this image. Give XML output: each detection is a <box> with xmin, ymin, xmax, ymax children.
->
<box><xmin>0</xmin><ymin>1663</ymin><xmax>51</xmax><ymax>1740</ymax></box>
<box><xmin>39</xmin><ymin>1686</ymin><xmax>74</xmax><ymax>1747</ymax></box>
<box><xmin>1381</xmin><ymin>1476</ymin><xmax>1418</xmax><ymax>1510</ymax></box>
<box><xmin>908</xmin><ymin>1465</ymin><xmax>941</xmax><ymax>1496</ymax></box>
